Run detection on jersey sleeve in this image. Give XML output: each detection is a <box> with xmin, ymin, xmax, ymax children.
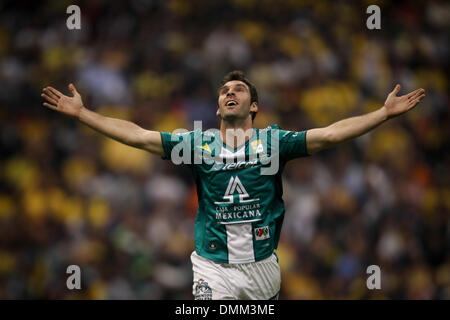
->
<box><xmin>160</xmin><ymin>130</ymin><xmax>199</xmax><ymax>163</ymax></box>
<box><xmin>278</xmin><ymin>129</ymin><xmax>310</xmax><ymax>161</ymax></box>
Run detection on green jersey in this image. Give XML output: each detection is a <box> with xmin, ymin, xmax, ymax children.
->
<box><xmin>160</xmin><ymin>125</ymin><xmax>309</xmax><ymax>264</ymax></box>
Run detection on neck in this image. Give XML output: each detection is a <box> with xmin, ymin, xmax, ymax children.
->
<box><xmin>219</xmin><ymin>116</ymin><xmax>254</xmax><ymax>149</ymax></box>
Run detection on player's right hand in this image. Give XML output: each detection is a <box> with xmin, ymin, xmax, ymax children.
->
<box><xmin>41</xmin><ymin>83</ymin><xmax>84</xmax><ymax>118</ymax></box>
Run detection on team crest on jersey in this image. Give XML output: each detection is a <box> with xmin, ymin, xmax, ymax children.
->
<box><xmin>255</xmin><ymin>226</ymin><xmax>270</xmax><ymax>240</ymax></box>
<box><xmin>250</xmin><ymin>139</ymin><xmax>264</xmax><ymax>153</ymax></box>
<box><xmin>194</xmin><ymin>279</ymin><xmax>212</xmax><ymax>300</ymax></box>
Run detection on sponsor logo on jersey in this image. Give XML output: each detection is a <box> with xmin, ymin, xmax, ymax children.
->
<box><xmin>255</xmin><ymin>226</ymin><xmax>270</xmax><ymax>240</ymax></box>
<box><xmin>214</xmin><ymin>176</ymin><xmax>259</xmax><ymax>204</ymax></box>
<box><xmin>221</xmin><ymin>159</ymin><xmax>258</xmax><ymax>171</ymax></box>
<box><xmin>215</xmin><ymin>207</ymin><xmax>262</xmax><ymax>222</ymax></box>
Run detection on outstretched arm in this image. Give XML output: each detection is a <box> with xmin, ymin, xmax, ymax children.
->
<box><xmin>306</xmin><ymin>85</ymin><xmax>425</xmax><ymax>155</ymax></box>
<box><xmin>41</xmin><ymin>84</ymin><xmax>164</xmax><ymax>156</ymax></box>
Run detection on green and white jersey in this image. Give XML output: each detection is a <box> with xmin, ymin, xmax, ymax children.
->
<box><xmin>160</xmin><ymin>125</ymin><xmax>309</xmax><ymax>264</ymax></box>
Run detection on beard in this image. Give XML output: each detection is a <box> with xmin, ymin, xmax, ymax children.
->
<box><xmin>219</xmin><ymin>105</ymin><xmax>249</xmax><ymax>121</ymax></box>
<box><xmin>220</xmin><ymin>112</ymin><xmax>241</xmax><ymax>121</ymax></box>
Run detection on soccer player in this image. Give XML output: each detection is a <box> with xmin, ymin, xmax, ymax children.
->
<box><xmin>41</xmin><ymin>71</ymin><xmax>425</xmax><ymax>300</ymax></box>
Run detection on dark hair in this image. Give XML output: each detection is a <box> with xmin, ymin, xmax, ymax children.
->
<box><xmin>220</xmin><ymin>70</ymin><xmax>258</xmax><ymax>121</ymax></box>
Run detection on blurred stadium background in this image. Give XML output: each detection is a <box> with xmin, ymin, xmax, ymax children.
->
<box><xmin>0</xmin><ymin>0</ymin><xmax>449</xmax><ymax>299</ymax></box>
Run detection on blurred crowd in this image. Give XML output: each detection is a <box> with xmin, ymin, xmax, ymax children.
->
<box><xmin>0</xmin><ymin>0</ymin><xmax>449</xmax><ymax>299</ymax></box>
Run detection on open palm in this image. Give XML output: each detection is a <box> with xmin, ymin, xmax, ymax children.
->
<box><xmin>384</xmin><ymin>84</ymin><xmax>425</xmax><ymax>119</ymax></box>
<box><xmin>41</xmin><ymin>84</ymin><xmax>84</xmax><ymax>118</ymax></box>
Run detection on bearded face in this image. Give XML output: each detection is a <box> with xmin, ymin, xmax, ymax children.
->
<box><xmin>217</xmin><ymin>80</ymin><xmax>257</xmax><ymax>121</ymax></box>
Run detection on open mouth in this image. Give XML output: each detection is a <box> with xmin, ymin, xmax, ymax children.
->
<box><xmin>225</xmin><ymin>100</ymin><xmax>238</xmax><ymax>107</ymax></box>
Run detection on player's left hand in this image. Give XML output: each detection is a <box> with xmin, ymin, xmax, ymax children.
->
<box><xmin>383</xmin><ymin>84</ymin><xmax>425</xmax><ymax>119</ymax></box>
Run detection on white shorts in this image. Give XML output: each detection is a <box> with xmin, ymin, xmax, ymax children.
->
<box><xmin>191</xmin><ymin>251</ymin><xmax>281</xmax><ymax>300</ymax></box>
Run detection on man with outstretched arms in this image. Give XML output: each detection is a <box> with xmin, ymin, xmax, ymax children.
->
<box><xmin>41</xmin><ymin>71</ymin><xmax>425</xmax><ymax>299</ymax></box>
